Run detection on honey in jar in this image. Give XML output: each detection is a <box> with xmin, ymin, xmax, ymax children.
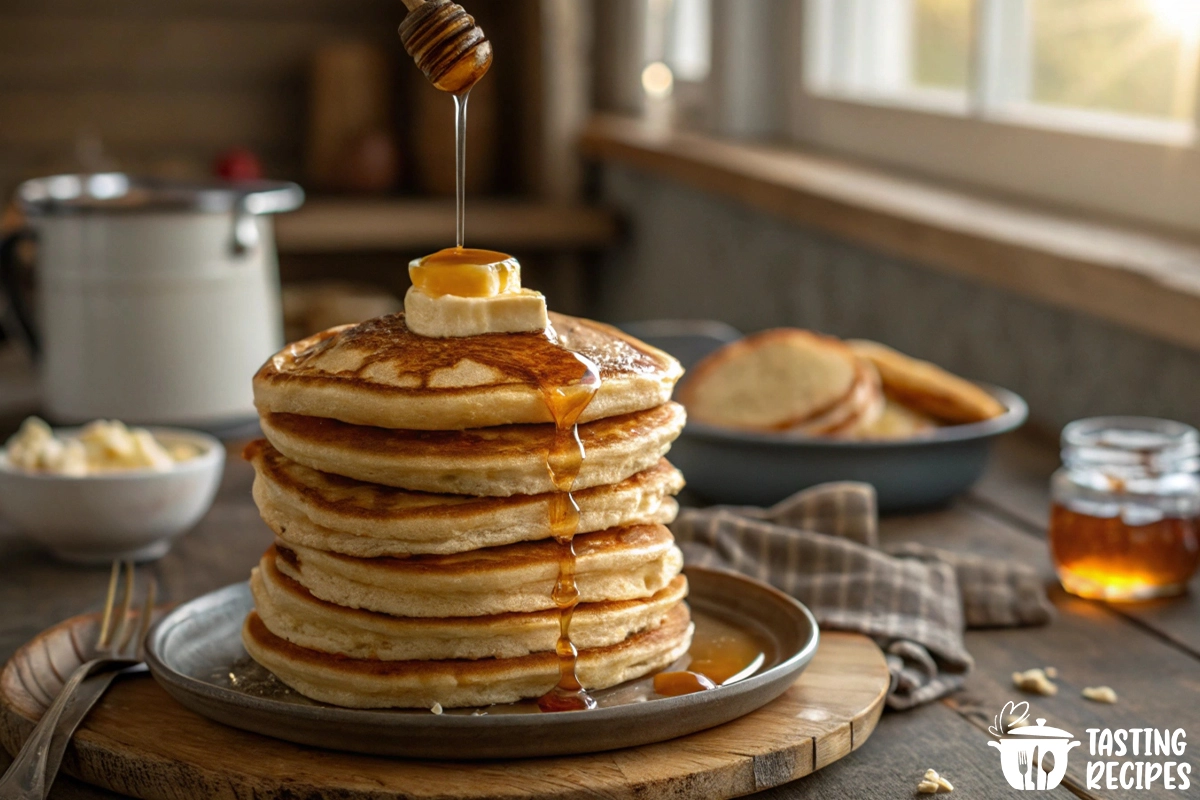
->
<box><xmin>1048</xmin><ymin>417</ymin><xmax>1200</xmax><ymax>601</ymax></box>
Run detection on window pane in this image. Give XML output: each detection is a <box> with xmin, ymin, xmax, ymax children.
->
<box><xmin>911</xmin><ymin>0</ymin><xmax>973</xmax><ymax>90</ymax></box>
<box><xmin>669</xmin><ymin>0</ymin><xmax>711</xmax><ymax>82</ymax></box>
<box><xmin>1031</xmin><ymin>0</ymin><xmax>1200</xmax><ymax>121</ymax></box>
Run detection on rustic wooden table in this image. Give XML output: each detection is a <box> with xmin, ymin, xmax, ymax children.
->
<box><xmin>2</xmin><ymin>433</ymin><xmax>1197</xmax><ymax>800</ymax></box>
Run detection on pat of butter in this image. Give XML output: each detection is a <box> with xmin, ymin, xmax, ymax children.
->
<box><xmin>405</xmin><ymin>286</ymin><xmax>548</xmax><ymax>338</ymax></box>
<box><xmin>404</xmin><ymin>248</ymin><xmax>547</xmax><ymax>337</ymax></box>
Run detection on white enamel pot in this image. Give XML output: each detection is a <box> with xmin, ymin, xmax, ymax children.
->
<box><xmin>2</xmin><ymin>174</ymin><xmax>303</xmax><ymax>429</ymax></box>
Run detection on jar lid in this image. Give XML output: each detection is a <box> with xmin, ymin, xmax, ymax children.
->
<box><xmin>16</xmin><ymin>174</ymin><xmax>304</xmax><ymax>216</ymax></box>
<box><xmin>1062</xmin><ymin>416</ymin><xmax>1200</xmax><ymax>476</ymax></box>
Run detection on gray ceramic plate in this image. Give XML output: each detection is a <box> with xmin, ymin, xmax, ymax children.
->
<box><xmin>621</xmin><ymin>321</ymin><xmax>1028</xmax><ymax>511</ymax></box>
<box><xmin>145</xmin><ymin>567</ymin><xmax>819</xmax><ymax>759</ymax></box>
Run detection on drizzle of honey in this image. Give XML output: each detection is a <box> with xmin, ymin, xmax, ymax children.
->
<box><xmin>1049</xmin><ymin>503</ymin><xmax>1200</xmax><ymax>600</ymax></box>
<box><xmin>537</xmin><ymin>366</ymin><xmax>600</xmax><ymax>712</ymax></box>
<box><xmin>410</xmin><ymin>247</ymin><xmax>520</xmax><ymax>297</ymax></box>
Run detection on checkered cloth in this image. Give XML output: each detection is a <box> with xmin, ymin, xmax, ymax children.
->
<box><xmin>671</xmin><ymin>482</ymin><xmax>1053</xmax><ymax>709</ymax></box>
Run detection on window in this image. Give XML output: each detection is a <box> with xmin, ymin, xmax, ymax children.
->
<box><xmin>792</xmin><ymin>0</ymin><xmax>1200</xmax><ymax>231</ymax></box>
<box><xmin>805</xmin><ymin>0</ymin><xmax>1200</xmax><ymax>143</ymax></box>
<box><xmin>599</xmin><ymin>0</ymin><xmax>1200</xmax><ymax>230</ymax></box>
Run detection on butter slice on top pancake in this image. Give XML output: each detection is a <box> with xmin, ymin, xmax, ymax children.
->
<box><xmin>253</xmin><ymin>312</ymin><xmax>683</xmax><ymax>431</ymax></box>
<box><xmin>274</xmin><ymin>523</ymin><xmax>684</xmax><ymax>618</ymax></box>
<box><xmin>252</xmin><ymin>547</ymin><xmax>688</xmax><ymax>661</ymax></box>
<box><xmin>246</xmin><ymin>440</ymin><xmax>683</xmax><ymax>556</ymax></box>
<box><xmin>259</xmin><ymin>401</ymin><xmax>686</xmax><ymax>497</ymax></box>
<box><xmin>242</xmin><ymin>602</ymin><xmax>693</xmax><ymax>709</ymax></box>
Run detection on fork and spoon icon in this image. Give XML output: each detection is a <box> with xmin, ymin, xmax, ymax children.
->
<box><xmin>1017</xmin><ymin>747</ymin><xmax>1049</xmax><ymax>790</ymax></box>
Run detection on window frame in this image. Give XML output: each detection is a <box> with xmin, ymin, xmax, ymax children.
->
<box><xmin>788</xmin><ymin>0</ymin><xmax>1200</xmax><ymax>234</ymax></box>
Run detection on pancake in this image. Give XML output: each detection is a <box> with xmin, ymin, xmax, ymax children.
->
<box><xmin>847</xmin><ymin>339</ymin><xmax>1004</xmax><ymax>424</ymax></box>
<box><xmin>253</xmin><ymin>312</ymin><xmax>684</xmax><ymax>431</ymax></box>
<box><xmin>252</xmin><ymin>549</ymin><xmax>689</xmax><ymax>661</ymax></box>
<box><xmin>275</xmin><ymin>523</ymin><xmax>684</xmax><ymax>618</ymax></box>
<box><xmin>679</xmin><ymin>329</ymin><xmax>859</xmax><ymax>431</ymax></box>
<box><xmin>788</xmin><ymin>359</ymin><xmax>883</xmax><ymax>437</ymax></box>
<box><xmin>856</xmin><ymin>397</ymin><xmax>938</xmax><ymax>439</ymax></box>
<box><xmin>246</xmin><ymin>440</ymin><xmax>684</xmax><ymax>556</ymax></box>
<box><xmin>242</xmin><ymin>602</ymin><xmax>693</xmax><ymax>708</ymax></box>
<box><xmin>259</xmin><ymin>402</ymin><xmax>686</xmax><ymax>496</ymax></box>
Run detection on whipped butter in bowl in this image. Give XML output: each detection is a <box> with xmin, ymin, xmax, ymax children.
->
<box><xmin>0</xmin><ymin>417</ymin><xmax>224</xmax><ymax>563</ymax></box>
<box><xmin>6</xmin><ymin>417</ymin><xmax>200</xmax><ymax>476</ymax></box>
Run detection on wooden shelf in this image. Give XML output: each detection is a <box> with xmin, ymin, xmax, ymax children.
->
<box><xmin>274</xmin><ymin>198</ymin><xmax>619</xmax><ymax>254</ymax></box>
<box><xmin>581</xmin><ymin>114</ymin><xmax>1200</xmax><ymax>353</ymax></box>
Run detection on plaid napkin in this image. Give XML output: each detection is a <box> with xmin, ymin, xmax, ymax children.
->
<box><xmin>671</xmin><ymin>482</ymin><xmax>1053</xmax><ymax>709</ymax></box>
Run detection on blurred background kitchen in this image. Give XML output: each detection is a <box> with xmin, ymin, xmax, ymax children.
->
<box><xmin>3</xmin><ymin>0</ymin><xmax>1200</xmax><ymax>436</ymax></box>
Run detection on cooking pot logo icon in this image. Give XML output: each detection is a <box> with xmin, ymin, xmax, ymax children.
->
<box><xmin>988</xmin><ymin>702</ymin><xmax>1080</xmax><ymax>791</ymax></box>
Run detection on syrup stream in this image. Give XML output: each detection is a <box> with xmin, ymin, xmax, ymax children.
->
<box><xmin>453</xmin><ymin>90</ymin><xmax>469</xmax><ymax>249</ymax></box>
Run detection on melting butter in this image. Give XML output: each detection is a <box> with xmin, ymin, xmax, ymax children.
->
<box><xmin>405</xmin><ymin>248</ymin><xmax>548</xmax><ymax>338</ymax></box>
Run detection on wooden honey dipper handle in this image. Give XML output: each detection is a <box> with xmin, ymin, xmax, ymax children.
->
<box><xmin>398</xmin><ymin>0</ymin><xmax>493</xmax><ymax>95</ymax></box>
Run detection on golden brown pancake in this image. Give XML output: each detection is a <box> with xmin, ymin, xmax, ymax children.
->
<box><xmin>252</xmin><ymin>549</ymin><xmax>688</xmax><ymax>661</ymax></box>
<box><xmin>855</xmin><ymin>397</ymin><xmax>938</xmax><ymax>439</ymax></box>
<box><xmin>274</xmin><ymin>523</ymin><xmax>684</xmax><ymax>618</ymax></box>
<box><xmin>246</xmin><ymin>439</ymin><xmax>684</xmax><ymax>556</ymax></box>
<box><xmin>259</xmin><ymin>402</ymin><xmax>686</xmax><ymax>496</ymax></box>
<box><xmin>679</xmin><ymin>329</ymin><xmax>860</xmax><ymax>431</ymax></box>
<box><xmin>242</xmin><ymin>603</ymin><xmax>693</xmax><ymax>708</ymax></box>
<box><xmin>253</xmin><ymin>312</ymin><xmax>683</xmax><ymax>431</ymax></box>
<box><xmin>847</xmin><ymin>339</ymin><xmax>1004</xmax><ymax>424</ymax></box>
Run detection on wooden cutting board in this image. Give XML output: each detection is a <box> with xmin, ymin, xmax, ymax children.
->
<box><xmin>0</xmin><ymin>611</ymin><xmax>889</xmax><ymax>800</ymax></box>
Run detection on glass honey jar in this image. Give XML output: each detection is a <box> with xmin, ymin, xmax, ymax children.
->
<box><xmin>1049</xmin><ymin>417</ymin><xmax>1200</xmax><ymax>601</ymax></box>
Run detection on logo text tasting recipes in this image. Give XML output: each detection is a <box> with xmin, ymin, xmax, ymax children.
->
<box><xmin>1085</xmin><ymin>726</ymin><xmax>1190</xmax><ymax>792</ymax></box>
<box><xmin>987</xmin><ymin>702</ymin><xmax>1191</xmax><ymax>792</ymax></box>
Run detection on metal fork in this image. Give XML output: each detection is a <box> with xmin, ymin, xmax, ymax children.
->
<box><xmin>0</xmin><ymin>561</ymin><xmax>156</xmax><ymax>800</ymax></box>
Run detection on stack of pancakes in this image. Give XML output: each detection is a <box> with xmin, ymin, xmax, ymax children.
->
<box><xmin>241</xmin><ymin>311</ymin><xmax>691</xmax><ymax>709</ymax></box>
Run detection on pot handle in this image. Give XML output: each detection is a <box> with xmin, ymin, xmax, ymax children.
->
<box><xmin>0</xmin><ymin>228</ymin><xmax>39</xmax><ymax>357</ymax></box>
<box><xmin>230</xmin><ymin>195</ymin><xmax>259</xmax><ymax>257</ymax></box>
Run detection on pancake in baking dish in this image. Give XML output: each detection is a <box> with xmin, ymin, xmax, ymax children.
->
<box><xmin>253</xmin><ymin>312</ymin><xmax>683</xmax><ymax>431</ymax></box>
<box><xmin>242</xmin><ymin>602</ymin><xmax>693</xmax><ymax>709</ymax></box>
<box><xmin>259</xmin><ymin>401</ymin><xmax>686</xmax><ymax>496</ymax></box>
<box><xmin>679</xmin><ymin>328</ymin><xmax>859</xmax><ymax>431</ymax></box>
<box><xmin>274</xmin><ymin>523</ymin><xmax>684</xmax><ymax>618</ymax></box>
<box><xmin>246</xmin><ymin>440</ymin><xmax>684</xmax><ymax>557</ymax></box>
<box><xmin>251</xmin><ymin>548</ymin><xmax>688</xmax><ymax>661</ymax></box>
<box><xmin>847</xmin><ymin>339</ymin><xmax>1004</xmax><ymax>424</ymax></box>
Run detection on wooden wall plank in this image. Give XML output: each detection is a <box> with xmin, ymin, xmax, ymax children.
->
<box><xmin>0</xmin><ymin>0</ymin><xmax>537</xmax><ymax>203</ymax></box>
<box><xmin>0</xmin><ymin>90</ymin><xmax>296</xmax><ymax>149</ymax></box>
<box><xmin>0</xmin><ymin>18</ymin><xmax>397</xmax><ymax>92</ymax></box>
<box><xmin>2</xmin><ymin>1</ymin><xmax>394</xmax><ymax>22</ymax></box>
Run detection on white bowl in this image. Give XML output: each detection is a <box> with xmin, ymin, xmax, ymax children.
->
<box><xmin>0</xmin><ymin>427</ymin><xmax>225</xmax><ymax>564</ymax></box>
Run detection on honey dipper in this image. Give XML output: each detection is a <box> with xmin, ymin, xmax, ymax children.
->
<box><xmin>399</xmin><ymin>0</ymin><xmax>493</xmax><ymax>95</ymax></box>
